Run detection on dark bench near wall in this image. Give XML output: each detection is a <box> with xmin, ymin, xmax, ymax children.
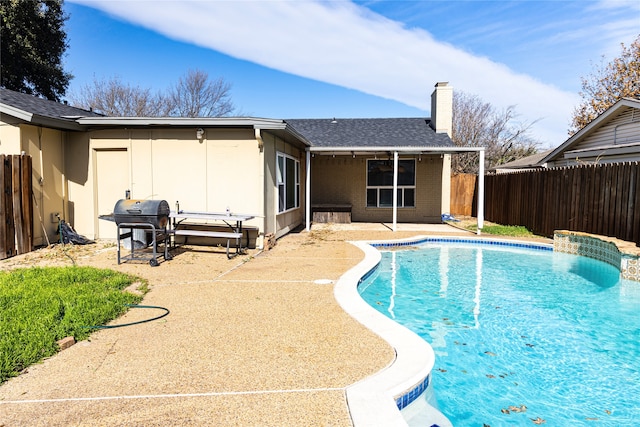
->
<box><xmin>312</xmin><ymin>204</ymin><xmax>352</xmax><ymax>223</ymax></box>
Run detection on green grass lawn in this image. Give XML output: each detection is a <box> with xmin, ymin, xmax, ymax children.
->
<box><xmin>466</xmin><ymin>223</ymin><xmax>537</xmax><ymax>237</ymax></box>
<box><xmin>0</xmin><ymin>267</ymin><xmax>145</xmax><ymax>383</ymax></box>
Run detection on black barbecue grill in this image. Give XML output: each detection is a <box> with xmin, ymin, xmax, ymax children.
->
<box><xmin>113</xmin><ymin>199</ymin><xmax>172</xmax><ymax>266</ymax></box>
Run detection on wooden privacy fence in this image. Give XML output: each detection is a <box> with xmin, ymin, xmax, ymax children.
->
<box><xmin>1</xmin><ymin>154</ymin><xmax>33</xmax><ymax>259</ymax></box>
<box><xmin>484</xmin><ymin>162</ymin><xmax>640</xmax><ymax>246</ymax></box>
<box><xmin>450</xmin><ymin>173</ymin><xmax>477</xmax><ymax>216</ymax></box>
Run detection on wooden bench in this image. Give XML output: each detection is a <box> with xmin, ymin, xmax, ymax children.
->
<box><xmin>171</xmin><ymin>229</ymin><xmax>243</xmax><ymax>258</ymax></box>
<box><xmin>312</xmin><ymin>204</ymin><xmax>352</xmax><ymax>223</ymax></box>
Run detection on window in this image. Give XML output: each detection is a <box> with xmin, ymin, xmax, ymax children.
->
<box><xmin>366</xmin><ymin>159</ymin><xmax>415</xmax><ymax>208</ymax></box>
<box><xmin>277</xmin><ymin>153</ymin><xmax>300</xmax><ymax>213</ymax></box>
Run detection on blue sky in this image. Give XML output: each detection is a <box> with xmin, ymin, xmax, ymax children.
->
<box><xmin>63</xmin><ymin>1</ymin><xmax>639</xmax><ymax>147</ymax></box>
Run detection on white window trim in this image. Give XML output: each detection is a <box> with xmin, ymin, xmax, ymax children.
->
<box><xmin>277</xmin><ymin>152</ymin><xmax>300</xmax><ymax>214</ymax></box>
<box><xmin>366</xmin><ymin>158</ymin><xmax>416</xmax><ymax>208</ymax></box>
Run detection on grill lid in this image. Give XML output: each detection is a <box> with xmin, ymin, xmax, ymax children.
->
<box><xmin>113</xmin><ymin>199</ymin><xmax>170</xmax><ymax>228</ymax></box>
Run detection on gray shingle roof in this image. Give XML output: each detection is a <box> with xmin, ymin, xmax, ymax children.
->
<box><xmin>491</xmin><ymin>149</ymin><xmax>553</xmax><ymax>170</ymax></box>
<box><xmin>0</xmin><ymin>87</ymin><xmax>100</xmax><ymax>120</ymax></box>
<box><xmin>285</xmin><ymin>118</ymin><xmax>453</xmax><ymax>148</ymax></box>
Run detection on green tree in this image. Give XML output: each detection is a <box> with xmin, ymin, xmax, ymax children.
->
<box><xmin>452</xmin><ymin>91</ymin><xmax>539</xmax><ymax>174</ymax></box>
<box><xmin>0</xmin><ymin>0</ymin><xmax>72</xmax><ymax>101</ymax></box>
<box><xmin>570</xmin><ymin>35</ymin><xmax>640</xmax><ymax>135</ymax></box>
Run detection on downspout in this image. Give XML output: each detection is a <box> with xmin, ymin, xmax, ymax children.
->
<box><xmin>255</xmin><ymin>128</ymin><xmax>266</xmax><ymax>248</ymax></box>
<box><xmin>37</xmin><ymin>127</ymin><xmax>45</xmax><ymax>243</ymax></box>
<box><xmin>61</xmin><ymin>131</ymin><xmax>67</xmax><ymax>223</ymax></box>
<box><xmin>306</xmin><ymin>149</ymin><xmax>311</xmax><ymax>231</ymax></box>
<box><xmin>255</xmin><ymin>128</ymin><xmax>264</xmax><ymax>152</ymax></box>
<box><xmin>392</xmin><ymin>151</ymin><xmax>398</xmax><ymax>232</ymax></box>
<box><xmin>477</xmin><ymin>149</ymin><xmax>485</xmax><ymax>234</ymax></box>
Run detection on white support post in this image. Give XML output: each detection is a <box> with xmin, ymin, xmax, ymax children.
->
<box><xmin>392</xmin><ymin>151</ymin><xmax>398</xmax><ymax>232</ymax></box>
<box><xmin>477</xmin><ymin>149</ymin><xmax>485</xmax><ymax>234</ymax></box>
<box><xmin>305</xmin><ymin>150</ymin><xmax>311</xmax><ymax>232</ymax></box>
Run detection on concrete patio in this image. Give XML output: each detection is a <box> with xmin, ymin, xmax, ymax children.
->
<box><xmin>0</xmin><ymin>223</ymin><xmax>470</xmax><ymax>426</ymax></box>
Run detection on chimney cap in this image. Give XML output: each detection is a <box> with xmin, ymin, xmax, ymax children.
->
<box><xmin>434</xmin><ymin>82</ymin><xmax>449</xmax><ymax>87</ymax></box>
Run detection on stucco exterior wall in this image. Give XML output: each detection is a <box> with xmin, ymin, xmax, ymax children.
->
<box><xmin>64</xmin><ymin>132</ymin><xmax>93</xmax><ymax>239</ymax></box>
<box><xmin>0</xmin><ymin>115</ymin><xmax>22</xmax><ymax>154</ymax></box>
<box><xmin>311</xmin><ymin>154</ymin><xmax>444</xmax><ymax>223</ymax></box>
<box><xmin>23</xmin><ymin>126</ymin><xmax>67</xmax><ymax>246</ymax></box>
<box><xmin>59</xmin><ymin>127</ymin><xmax>305</xmax><ymax>247</ymax></box>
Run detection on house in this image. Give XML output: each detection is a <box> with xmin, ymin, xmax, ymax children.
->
<box><xmin>490</xmin><ymin>149</ymin><xmax>553</xmax><ymax>173</ymax></box>
<box><xmin>541</xmin><ymin>97</ymin><xmax>640</xmax><ymax>167</ymax></box>
<box><xmin>492</xmin><ymin>97</ymin><xmax>640</xmax><ymax>174</ymax></box>
<box><xmin>1</xmin><ymin>82</ymin><xmax>485</xmax><ymax>250</ymax></box>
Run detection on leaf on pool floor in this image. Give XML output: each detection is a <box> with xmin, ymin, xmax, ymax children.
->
<box><xmin>586</xmin><ymin>417</ymin><xmax>600</xmax><ymax>421</ymax></box>
<box><xmin>501</xmin><ymin>408</ymin><xmax>510</xmax><ymax>414</ymax></box>
<box><xmin>604</xmin><ymin>410</ymin><xmax>612</xmax><ymax>415</ymax></box>
<box><xmin>437</xmin><ymin>368</ymin><xmax>447</xmax><ymax>372</ymax></box>
<box><xmin>486</xmin><ymin>374</ymin><xmax>496</xmax><ymax>378</ymax></box>
<box><xmin>484</xmin><ymin>351</ymin><xmax>497</xmax><ymax>356</ymax></box>
<box><xmin>508</xmin><ymin>405</ymin><xmax>527</xmax><ymax>413</ymax></box>
<box><xmin>525</xmin><ymin>343</ymin><xmax>535</xmax><ymax>348</ymax></box>
<box><xmin>530</xmin><ymin>417</ymin><xmax>546</xmax><ymax>424</ymax></box>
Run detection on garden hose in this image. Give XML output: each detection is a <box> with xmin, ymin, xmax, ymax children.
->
<box><xmin>84</xmin><ymin>304</ymin><xmax>170</xmax><ymax>329</ymax></box>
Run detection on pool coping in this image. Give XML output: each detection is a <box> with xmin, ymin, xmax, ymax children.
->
<box><xmin>336</xmin><ymin>235</ymin><xmax>554</xmax><ymax>426</ymax></box>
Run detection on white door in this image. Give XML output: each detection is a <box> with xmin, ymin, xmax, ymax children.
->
<box><xmin>95</xmin><ymin>149</ymin><xmax>129</xmax><ymax>239</ymax></box>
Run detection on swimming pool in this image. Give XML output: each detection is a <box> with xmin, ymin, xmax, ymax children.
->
<box><xmin>358</xmin><ymin>240</ymin><xmax>640</xmax><ymax>427</ymax></box>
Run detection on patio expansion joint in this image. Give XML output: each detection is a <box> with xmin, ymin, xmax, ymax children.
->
<box><xmin>0</xmin><ymin>387</ymin><xmax>347</xmax><ymax>405</ymax></box>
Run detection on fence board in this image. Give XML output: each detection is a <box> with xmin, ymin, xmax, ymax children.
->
<box><xmin>20</xmin><ymin>154</ymin><xmax>33</xmax><ymax>253</ymax></box>
<box><xmin>0</xmin><ymin>155</ymin><xmax>32</xmax><ymax>258</ymax></box>
<box><xmin>11</xmin><ymin>158</ymin><xmax>24</xmax><ymax>253</ymax></box>
<box><xmin>480</xmin><ymin>162</ymin><xmax>639</xmax><ymax>247</ymax></box>
<box><xmin>450</xmin><ymin>174</ymin><xmax>477</xmax><ymax>216</ymax></box>
<box><xmin>0</xmin><ymin>156</ymin><xmax>8</xmax><ymax>259</ymax></box>
<box><xmin>602</xmin><ymin>165</ymin><xmax>612</xmax><ymax>234</ymax></box>
<box><xmin>632</xmin><ymin>165</ymin><xmax>640</xmax><ymax>244</ymax></box>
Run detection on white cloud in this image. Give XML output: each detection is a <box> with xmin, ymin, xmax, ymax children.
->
<box><xmin>70</xmin><ymin>0</ymin><xmax>584</xmax><ymax>144</ymax></box>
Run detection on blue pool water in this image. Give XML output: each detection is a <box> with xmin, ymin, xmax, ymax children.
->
<box><xmin>358</xmin><ymin>242</ymin><xmax>640</xmax><ymax>427</ymax></box>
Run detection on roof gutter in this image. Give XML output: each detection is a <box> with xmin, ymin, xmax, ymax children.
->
<box><xmin>76</xmin><ymin>117</ymin><xmax>289</xmax><ymax>128</ymax></box>
<box><xmin>1</xmin><ymin>104</ymin><xmax>86</xmax><ymax>131</ymax></box>
<box><xmin>307</xmin><ymin>146</ymin><xmax>484</xmax><ymax>153</ymax></box>
<box><xmin>0</xmin><ymin>104</ymin><xmax>33</xmax><ymax>122</ymax></box>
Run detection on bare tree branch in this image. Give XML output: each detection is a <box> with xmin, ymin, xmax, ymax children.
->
<box><xmin>69</xmin><ymin>75</ymin><xmax>168</xmax><ymax>116</ymax></box>
<box><xmin>167</xmin><ymin>69</ymin><xmax>235</xmax><ymax>117</ymax></box>
<box><xmin>68</xmin><ymin>69</ymin><xmax>236</xmax><ymax>117</ymax></box>
<box><xmin>451</xmin><ymin>91</ymin><xmax>541</xmax><ymax>174</ymax></box>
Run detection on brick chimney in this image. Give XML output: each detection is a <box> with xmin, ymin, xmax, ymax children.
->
<box><xmin>430</xmin><ymin>82</ymin><xmax>453</xmax><ymax>138</ymax></box>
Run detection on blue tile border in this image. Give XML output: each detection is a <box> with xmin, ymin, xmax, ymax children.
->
<box><xmin>396</xmin><ymin>374</ymin><xmax>430</xmax><ymax>410</ymax></box>
<box><xmin>371</xmin><ymin>236</ymin><xmax>553</xmax><ymax>252</ymax></box>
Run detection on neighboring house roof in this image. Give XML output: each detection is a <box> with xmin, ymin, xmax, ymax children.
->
<box><xmin>540</xmin><ymin>97</ymin><xmax>640</xmax><ymax>165</ymax></box>
<box><xmin>490</xmin><ymin>149</ymin><xmax>554</xmax><ymax>171</ymax></box>
<box><xmin>0</xmin><ymin>87</ymin><xmax>100</xmax><ymax>130</ymax></box>
<box><xmin>285</xmin><ymin>118</ymin><xmax>453</xmax><ymax>149</ymax></box>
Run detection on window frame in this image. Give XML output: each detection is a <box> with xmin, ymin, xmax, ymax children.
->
<box><xmin>276</xmin><ymin>152</ymin><xmax>300</xmax><ymax>213</ymax></box>
<box><xmin>366</xmin><ymin>158</ymin><xmax>416</xmax><ymax>208</ymax></box>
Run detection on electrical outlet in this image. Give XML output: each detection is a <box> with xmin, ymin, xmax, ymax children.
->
<box><xmin>50</xmin><ymin>212</ymin><xmax>60</xmax><ymax>223</ymax></box>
